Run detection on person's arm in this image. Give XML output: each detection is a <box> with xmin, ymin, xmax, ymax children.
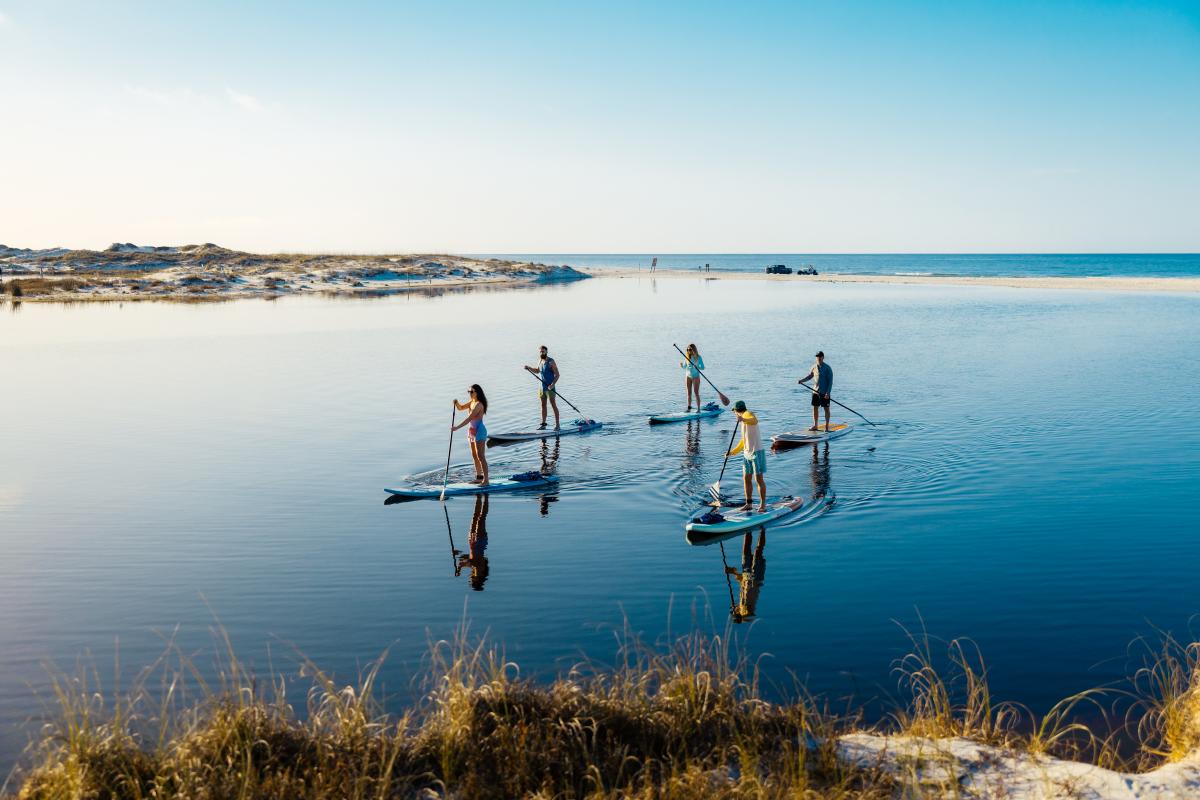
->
<box><xmin>523</xmin><ymin>364</ymin><xmax>537</xmax><ymax>374</ymax></box>
<box><xmin>549</xmin><ymin>359</ymin><xmax>560</xmax><ymax>388</ymax></box>
<box><xmin>452</xmin><ymin>404</ymin><xmax>482</xmax><ymax>430</ymax></box>
<box><xmin>798</xmin><ymin>367</ymin><xmax>814</xmax><ymax>385</ymax></box>
<box><xmin>453</xmin><ymin>398</ymin><xmax>471</xmax><ymax>411</ymax></box>
<box><xmin>727</xmin><ymin>436</ymin><xmax>745</xmax><ymax>458</ymax></box>
<box><xmin>696</xmin><ymin>355</ymin><xmax>705</xmax><ymax>371</ymax></box>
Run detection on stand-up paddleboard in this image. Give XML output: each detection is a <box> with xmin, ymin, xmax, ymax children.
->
<box><xmin>488</xmin><ymin>419</ymin><xmax>602</xmax><ymax>443</ymax></box>
<box><xmin>772</xmin><ymin>423</ymin><xmax>852</xmax><ymax>446</ymax></box>
<box><xmin>685</xmin><ymin>496</ymin><xmax>806</xmax><ymax>541</ymax></box>
<box><xmin>648</xmin><ymin>403</ymin><xmax>724</xmax><ymax>424</ymax></box>
<box><xmin>385</xmin><ymin>473</ymin><xmax>558</xmax><ymax>498</ymax></box>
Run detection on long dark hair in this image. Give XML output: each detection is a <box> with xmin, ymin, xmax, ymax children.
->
<box><xmin>470</xmin><ymin>383</ymin><xmax>488</xmax><ymax>413</ymax></box>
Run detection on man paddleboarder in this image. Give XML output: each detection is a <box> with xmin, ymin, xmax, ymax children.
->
<box><xmin>728</xmin><ymin>400</ymin><xmax>767</xmax><ymax>512</ymax></box>
<box><xmin>798</xmin><ymin>350</ymin><xmax>833</xmax><ymax>432</ymax></box>
<box><xmin>524</xmin><ymin>345</ymin><xmax>561</xmax><ymax>430</ymax></box>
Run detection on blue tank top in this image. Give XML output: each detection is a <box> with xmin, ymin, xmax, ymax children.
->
<box><xmin>539</xmin><ymin>358</ymin><xmax>555</xmax><ymax>388</ymax></box>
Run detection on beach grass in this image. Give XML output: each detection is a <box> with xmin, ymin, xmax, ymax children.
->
<box><xmin>6</xmin><ymin>622</ymin><xmax>1199</xmax><ymax>799</ymax></box>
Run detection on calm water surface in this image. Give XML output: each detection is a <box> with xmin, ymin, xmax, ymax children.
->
<box><xmin>2</xmin><ymin>277</ymin><xmax>1199</xmax><ymax>774</ymax></box>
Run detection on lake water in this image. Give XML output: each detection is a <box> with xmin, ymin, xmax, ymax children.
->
<box><xmin>2</xmin><ymin>276</ymin><xmax>1199</xmax><ymax>775</ymax></box>
<box><xmin>485</xmin><ymin>253</ymin><xmax>1200</xmax><ymax>278</ymax></box>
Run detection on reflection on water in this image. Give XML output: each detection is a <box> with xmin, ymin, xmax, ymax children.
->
<box><xmin>722</xmin><ymin>530</ymin><xmax>767</xmax><ymax>623</ymax></box>
<box><xmin>450</xmin><ymin>496</ymin><xmax>491</xmax><ymax>591</ymax></box>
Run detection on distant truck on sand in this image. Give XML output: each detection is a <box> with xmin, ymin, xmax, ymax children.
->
<box><xmin>765</xmin><ymin>264</ymin><xmax>820</xmax><ymax>276</ymax></box>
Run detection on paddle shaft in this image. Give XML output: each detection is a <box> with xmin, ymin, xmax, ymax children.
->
<box><xmin>674</xmin><ymin>343</ymin><xmax>730</xmax><ymax>406</ymax></box>
<box><xmin>711</xmin><ymin>416</ymin><xmax>741</xmax><ymax>504</ymax></box>
<box><xmin>523</xmin><ymin>367</ymin><xmax>588</xmax><ymax>418</ymax></box>
<box><xmin>440</xmin><ymin>404</ymin><xmax>456</xmax><ymax>501</ymax></box>
<box><xmin>798</xmin><ymin>379</ymin><xmax>877</xmax><ymax>427</ymax></box>
<box><xmin>719</xmin><ymin>540</ymin><xmax>737</xmax><ymax>611</ymax></box>
<box><xmin>443</xmin><ymin>504</ymin><xmax>458</xmax><ymax>571</ymax></box>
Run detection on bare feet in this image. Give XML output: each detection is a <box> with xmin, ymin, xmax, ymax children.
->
<box><xmin>737</xmin><ymin>503</ymin><xmax>753</xmax><ymax>512</ymax></box>
<box><xmin>808</xmin><ymin>425</ymin><xmax>819</xmax><ymax>431</ymax></box>
<box><xmin>757</xmin><ymin>504</ymin><xmax>767</xmax><ymax>513</ymax></box>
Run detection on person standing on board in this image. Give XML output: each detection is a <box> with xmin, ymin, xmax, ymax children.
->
<box><xmin>680</xmin><ymin>343</ymin><xmax>705</xmax><ymax>411</ymax></box>
<box><xmin>728</xmin><ymin>400</ymin><xmax>767</xmax><ymax>512</ymax></box>
<box><xmin>798</xmin><ymin>351</ymin><xmax>833</xmax><ymax>432</ymax></box>
<box><xmin>524</xmin><ymin>345</ymin><xmax>561</xmax><ymax>430</ymax></box>
<box><xmin>452</xmin><ymin>384</ymin><xmax>489</xmax><ymax>485</ymax></box>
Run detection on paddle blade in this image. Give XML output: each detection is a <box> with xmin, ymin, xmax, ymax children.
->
<box><xmin>709</xmin><ymin>482</ymin><xmax>723</xmax><ymax>503</ymax></box>
<box><xmin>717</xmin><ymin>391</ymin><xmax>730</xmax><ymax>406</ymax></box>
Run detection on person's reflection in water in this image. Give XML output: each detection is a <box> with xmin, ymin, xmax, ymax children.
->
<box><xmin>538</xmin><ymin>438</ymin><xmax>561</xmax><ymax>517</ymax></box>
<box><xmin>684</xmin><ymin>419</ymin><xmax>701</xmax><ymax>457</ymax></box>
<box><xmin>811</xmin><ymin>442</ymin><xmax>831</xmax><ymax>500</ymax></box>
<box><xmin>539</xmin><ymin>437</ymin><xmax>561</xmax><ymax>475</ymax></box>
<box><xmin>724</xmin><ymin>528</ymin><xmax>767</xmax><ymax>623</ymax></box>
<box><xmin>455</xmin><ymin>495</ymin><xmax>490</xmax><ymax>591</ymax></box>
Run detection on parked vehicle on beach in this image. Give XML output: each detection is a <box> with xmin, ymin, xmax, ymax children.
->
<box><xmin>765</xmin><ymin>264</ymin><xmax>792</xmax><ymax>274</ymax></box>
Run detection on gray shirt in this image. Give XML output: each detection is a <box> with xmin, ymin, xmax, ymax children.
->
<box><xmin>810</xmin><ymin>362</ymin><xmax>833</xmax><ymax>394</ymax></box>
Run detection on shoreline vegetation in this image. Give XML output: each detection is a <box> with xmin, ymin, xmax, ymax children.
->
<box><xmin>7</xmin><ymin>626</ymin><xmax>1199</xmax><ymax>799</ymax></box>
<box><xmin>4</xmin><ymin>244</ymin><xmax>1200</xmax><ymax>304</ymax></box>
<box><xmin>0</xmin><ymin>243</ymin><xmax>587</xmax><ymax>303</ymax></box>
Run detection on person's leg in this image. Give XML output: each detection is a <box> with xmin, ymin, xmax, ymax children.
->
<box><xmin>684</xmin><ymin>377</ymin><xmax>692</xmax><ymax>409</ymax></box>
<box><xmin>475</xmin><ymin>441</ymin><xmax>489</xmax><ymax>485</ymax></box>
<box><xmin>740</xmin><ymin>472</ymin><xmax>753</xmax><ymax>510</ymax></box>
<box><xmin>539</xmin><ymin>393</ymin><xmax>548</xmax><ymax>427</ymax></box>
<box><xmin>810</xmin><ymin>398</ymin><xmax>819</xmax><ymax>430</ymax></box>
<box><xmin>692</xmin><ymin>377</ymin><xmax>701</xmax><ymax>408</ymax></box>
<box><xmin>469</xmin><ymin>440</ymin><xmax>483</xmax><ymax>481</ymax></box>
<box><xmin>823</xmin><ymin>400</ymin><xmax>831</xmax><ymax>431</ymax></box>
<box><xmin>756</xmin><ymin>473</ymin><xmax>767</xmax><ymax>511</ymax></box>
<box><xmin>550</xmin><ymin>394</ymin><xmax>560</xmax><ymax>428</ymax></box>
<box><xmin>742</xmin><ymin>531</ymin><xmax>752</xmax><ymax>562</ymax></box>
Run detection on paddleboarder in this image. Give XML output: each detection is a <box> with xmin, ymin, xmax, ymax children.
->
<box><xmin>524</xmin><ymin>345</ymin><xmax>561</xmax><ymax>430</ymax></box>
<box><xmin>452</xmin><ymin>384</ymin><xmax>489</xmax><ymax>486</ymax></box>
<box><xmin>680</xmin><ymin>343</ymin><xmax>706</xmax><ymax>410</ymax></box>
<box><xmin>727</xmin><ymin>400</ymin><xmax>767</xmax><ymax>512</ymax></box>
<box><xmin>798</xmin><ymin>350</ymin><xmax>833</xmax><ymax>432</ymax></box>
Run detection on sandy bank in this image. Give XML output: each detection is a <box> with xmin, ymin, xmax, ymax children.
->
<box><xmin>0</xmin><ymin>243</ymin><xmax>587</xmax><ymax>302</ymax></box>
<box><xmin>591</xmin><ymin>268</ymin><xmax>1200</xmax><ymax>294</ymax></box>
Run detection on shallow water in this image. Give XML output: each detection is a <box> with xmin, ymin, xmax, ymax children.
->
<box><xmin>2</xmin><ymin>277</ymin><xmax>1199</xmax><ymax>774</ymax></box>
<box><xmin>486</xmin><ymin>252</ymin><xmax>1200</xmax><ymax>277</ymax></box>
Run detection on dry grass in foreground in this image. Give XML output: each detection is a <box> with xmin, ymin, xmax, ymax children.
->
<box><xmin>6</xmin><ymin>623</ymin><xmax>1200</xmax><ymax>799</ymax></box>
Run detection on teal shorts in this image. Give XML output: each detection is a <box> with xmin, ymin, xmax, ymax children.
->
<box><xmin>743</xmin><ymin>450</ymin><xmax>766</xmax><ymax>476</ymax></box>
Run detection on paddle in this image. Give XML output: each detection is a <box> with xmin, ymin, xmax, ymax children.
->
<box><xmin>719</xmin><ymin>540</ymin><xmax>737</xmax><ymax>614</ymax></box>
<box><xmin>522</xmin><ymin>368</ymin><xmax>592</xmax><ymax>422</ymax></box>
<box><xmin>797</xmin><ymin>379</ymin><xmax>877</xmax><ymax>427</ymax></box>
<box><xmin>673</xmin><ymin>343</ymin><xmax>730</xmax><ymax>406</ymax></box>
<box><xmin>443</xmin><ymin>504</ymin><xmax>460</xmax><ymax>573</ymax></box>
<box><xmin>440</xmin><ymin>403</ymin><xmax>456</xmax><ymax>501</ymax></box>
<box><xmin>709</xmin><ymin>416</ymin><xmax>741</xmax><ymax>505</ymax></box>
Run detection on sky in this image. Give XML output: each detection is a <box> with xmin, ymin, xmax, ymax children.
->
<box><xmin>0</xmin><ymin>1</ymin><xmax>1197</xmax><ymax>253</ymax></box>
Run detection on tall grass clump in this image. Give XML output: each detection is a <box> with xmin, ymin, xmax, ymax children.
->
<box><xmin>1132</xmin><ymin>633</ymin><xmax>1200</xmax><ymax>766</ymax></box>
<box><xmin>10</xmin><ymin>623</ymin><xmax>891</xmax><ymax>799</ymax></box>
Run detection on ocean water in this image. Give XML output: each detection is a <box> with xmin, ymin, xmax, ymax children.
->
<box><xmin>483</xmin><ymin>252</ymin><xmax>1200</xmax><ymax>278</ymax></box>
<box><xmin>2</xmin><ymin>276</ymin><xmax>1199</xmax><ymax>775</ymax></box>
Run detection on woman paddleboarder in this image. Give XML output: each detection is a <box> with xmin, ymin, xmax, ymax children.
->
<box><xmin>680</xmin><ymin>343</ymin><xmax>705</xmax><ymax>410</ymax></box>
<box><xmin>452</xmin><ymin>384</ymin><xmax>489</xmax><ymax>485</ymax></box>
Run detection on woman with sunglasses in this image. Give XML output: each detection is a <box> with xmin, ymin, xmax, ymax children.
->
<box><xmin>452</xmin><ymin>384</ymin><xmax>490</xmax><ymax>485</ymax></box>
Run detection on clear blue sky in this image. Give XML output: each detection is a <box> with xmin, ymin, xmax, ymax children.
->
<box><xmin>1</xmin><ymin>1</ymin><xmax>1197</xmax><ymax>252</ymax></box>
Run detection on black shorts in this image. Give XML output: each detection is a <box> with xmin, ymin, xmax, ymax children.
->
<box><xmin>811</xmin><ymin>392</ymin><xmax>831</xmax><ymax>408</ymax></box>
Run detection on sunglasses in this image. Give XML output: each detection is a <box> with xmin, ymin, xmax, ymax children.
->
<box><xmin>468</xmin><ymin>389</ymin><xmax>476</xmax><ymax>394</ymax></box>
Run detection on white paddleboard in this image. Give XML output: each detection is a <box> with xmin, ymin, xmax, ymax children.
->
<box><xmin>685</xmin><ymin>496</ymin><xmax>806</xmax><ymax>541</ymax></box>
<box><xmin>648</xmin><ymin>405</ymin><xmax>724</xmax><ymax>424</ymax></box>
<box><xmin>488</xmin><ymin>420</ymin><xmax>602</xmax><ymax>443</ymax></box>
<box><xmin>771</xmin><ymin>423</ymin><xmax>853</xmax><ymax>445</ymax></box>
<box><xmin>385</xmin><ymin>474</ymin><xmax>558</xmax><ymax>498</ymax></box>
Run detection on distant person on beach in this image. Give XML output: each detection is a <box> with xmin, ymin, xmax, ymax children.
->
<box><xmin>728</xmin><ymin>400</ymin><xmax>767</xmax><ymax>512</ymax></box>
<box><xmin>726</xmin><ymin>529</ymin><xmax>766</xmax><ymax>622</ymax></box>
<box><xmin>680</xmin><ymin>343</ymin><xmax>705</xmax><ymax>410</ymax></box>
<box><xmin>524</xmin><ymin>345</ymin><xmax>560</xmax><ymax>430</ymax></box>
<box><xmin>798</xmin><ymin>351</ymin><xmax>833</xmax><ymax>431</ymax></box>
<box><xmin>452</xmin><ymin>384</ymin><xmax>489</xmax><ymax>485</ymax></box>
